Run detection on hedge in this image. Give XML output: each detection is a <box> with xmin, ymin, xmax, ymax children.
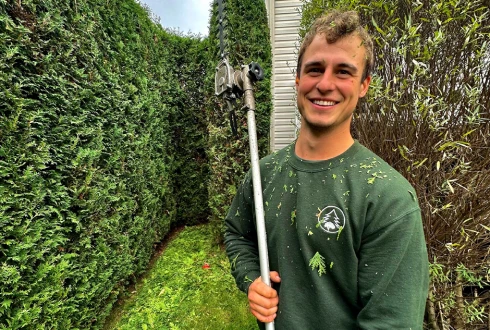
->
<box><xmin>163</xmin><ymin>33</ymin><xmax>210</xmax><ymax>226</ymax></box>
<box><xmin>1</xmin><ymin>0</ymin><xmax>271</xmax><ymax>326</ymax></box>
<box><xmin>300</xmin><ymin>0</ymin><xmax>490</xmax><ymax>328</ymax></box>
<box><xmin>0</xmin><ymin>0</ymin><xmax>208</xmax><ymax>328</ymax></box>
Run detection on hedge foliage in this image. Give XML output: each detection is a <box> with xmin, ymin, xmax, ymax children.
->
<box><xmin>206</xmin><ymin>0</ymin><xmax>272</xmax><ymax>241</ymax></box>
<box><xmin>300</xmin><ymin>0</ymin><xmax>490</xmax><ymax>328</ymax></box>
<box><xmin>164</xmin><ymin>34</ymin><xmax>210</xmax><ymax>226</ymax></box>
<box><xmin>0</xmin><ymin>0</ymin><xmax>208</xmax><ymax>328</ymax></box>
<box><xmin>0</xmin><ymin>0</ymin><xmax>271</xmax><ymax>326</ymax></box>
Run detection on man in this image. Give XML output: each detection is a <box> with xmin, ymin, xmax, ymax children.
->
<box><xmin>224</xmin><ymin>10</ymin><xmax>429</xmax><ymax>329</ymax></box>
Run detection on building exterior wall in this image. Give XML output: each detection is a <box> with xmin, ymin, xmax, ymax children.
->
<box><xmin>266</xmin><ymin>0</ymin><xmax>302</xmax><ymax>152</ymax></box>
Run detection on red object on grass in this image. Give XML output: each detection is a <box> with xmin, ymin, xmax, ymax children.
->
<box><xmin>202</xmin><ymin>263</ymin><xmax>210</xmax><ymax>269</ymax></box>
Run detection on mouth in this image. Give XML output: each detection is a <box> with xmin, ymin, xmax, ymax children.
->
<box><xmin>311</xmin><ymin>99</ymin><xmax>338</xmax><ymax>107</ymax></box>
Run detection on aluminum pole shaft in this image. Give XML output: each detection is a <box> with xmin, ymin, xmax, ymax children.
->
<box><xmin>242</xmin><ymin>67</ymin><xmax>274</xmax><ymax>330</ymax></box>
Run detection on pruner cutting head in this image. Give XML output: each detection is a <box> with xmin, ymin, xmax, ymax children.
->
<box><xmin>216</xmin><ymin>59</ymin><xmax>264</xmax><ymax>98</ymax></box>
<box><xmin>215</xmin><ymin>58</ymin><xmax>234</xmax><ymax>97</ymax></box>
<box><xmin>215</xmin><ymin>59</ymin><xmax>265</xmax><ymax>136</ymax></box>
<box><xmin>215</xmin><ymin>58</ymin><xmax>239</xmax><ymax>136</ymax></box>
<box><xmin>215</xmin><ymin>58</ymin><xmax>240</xmax><ymax>114</ymax></box>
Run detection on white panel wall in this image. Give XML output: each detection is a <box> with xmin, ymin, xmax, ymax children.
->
<box><xmin>266</xmin><ymin>0</ymin><xmax>302</xmax><ymax>152</ymax></box>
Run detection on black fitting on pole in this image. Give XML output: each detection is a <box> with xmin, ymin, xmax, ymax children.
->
<box><xmin>248</xmin><ymin>62</ymin><xmax>264</xmax><ymax>82</ymax></box>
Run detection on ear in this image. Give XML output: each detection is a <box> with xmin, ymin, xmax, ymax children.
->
<box><xmin>295</xmin><ymin>76</ymin><xmax>300</xmax><ymax>88</ymax></box>
<box><xmin>359</xmin><ymin>75</ymin><xmax>371</xmax><ymax>98</ymax></box>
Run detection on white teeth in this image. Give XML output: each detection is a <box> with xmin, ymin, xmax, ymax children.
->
<box><xmin>313</xmin><ymin>100</ymin><xmax>336</xmax><ymax>106</ymax></box>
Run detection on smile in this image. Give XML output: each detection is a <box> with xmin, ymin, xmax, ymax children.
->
<box><xmin>312</xmin><ymin>100</ymin><xmax>337</xmax><ymax>106</ymax></box>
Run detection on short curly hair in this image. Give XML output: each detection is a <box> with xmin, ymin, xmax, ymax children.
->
<box><xmin>296</xmin><ymin>10</ymin><xmax>374</xmax><ymax>81</ymax></box>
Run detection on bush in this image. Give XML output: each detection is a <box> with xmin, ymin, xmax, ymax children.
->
<box><xmin>300</xmin><ymin>0</ymin><xmax>490</xmax><ymax>328</ymax></box>
<box><xmin>0</xmin><ymin>0</ymin><xmax>207</xmax><ymax>328</ymax></box>
<box><xmin>165</xmin><ymin>33</ymin><xmax>210</xmax><ymax>226</ymax></box>
<box><xmin>0</xmin><ymin>0</ymin><xmax>270</xmax><ymax>326</ymax></box>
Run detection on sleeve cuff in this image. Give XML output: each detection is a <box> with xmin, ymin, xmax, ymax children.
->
<box><xmin>241</xmin><ymin>270</ymin><xmax>261</xmax><ymax>293</ymax></box>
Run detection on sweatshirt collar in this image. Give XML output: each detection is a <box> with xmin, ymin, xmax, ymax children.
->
<box><xmin>288</xmin><ymin>140</ymin><xmax>362</xmax><ymax>172</ymax></box>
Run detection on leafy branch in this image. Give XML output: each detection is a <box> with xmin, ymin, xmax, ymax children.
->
<box><xmin>309</xmin><ymin>252</ymin><xmax>327</xmax><ymax>277</ymax></box>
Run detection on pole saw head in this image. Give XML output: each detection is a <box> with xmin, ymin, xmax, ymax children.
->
<box><xmin>215</xmin><ymin>59</ymin><xmax>264</xmax><ymax>136</ymax></box>
<box><xmin>215</xmin><ymin>60</ymin><xmax>265</xmax><ymax>97</ymax></box>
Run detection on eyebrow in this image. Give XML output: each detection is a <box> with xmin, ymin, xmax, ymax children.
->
<box><xmin>338</xmin><ymin>63</ymin><xmax>358</xmax><ymax>73</ymax></box>
<box><xmin>303</xmin><ymin>60</ymin><xmax>325</xmax><ymax>71</ymax></box>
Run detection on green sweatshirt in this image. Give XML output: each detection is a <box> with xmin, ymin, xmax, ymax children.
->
<box><xmin>224</xmin><ymin>141</ymin><xmax>429</xmax><ymax>329</ymax></box>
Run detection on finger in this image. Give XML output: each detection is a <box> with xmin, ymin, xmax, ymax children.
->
<box><xmin>250</xmin><ymin>300</ymin><xmax>278</xmax><ymax>315</ymax></box>
<box><xmin>249</xmin><ymin>289</ymin><xmax>279</xmax><ymax>308</ymax></box>
<box><xmin>249</xmin><ymin>277</ymin><xmax>278</xmax><ymax>298</ymax></box>
<box><xmin>270</xmin><ymin>271</ymin><xmax>281</xmax><ymax>283</ymax></box>
<box><xmin>250</xmin><ymin>304</ymin><xmax>277</xmax><ymax>323</ymax></box>
<box><xmin>251</xmin><ymin>310</ymin><xmax>276</xmax><ymax>323</ymax></box>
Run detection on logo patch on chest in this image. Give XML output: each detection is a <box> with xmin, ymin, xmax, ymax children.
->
<box><xmin>317</xmin><ymin>206</ymin><xmax>346</xmax><ymax>234</ymax></box>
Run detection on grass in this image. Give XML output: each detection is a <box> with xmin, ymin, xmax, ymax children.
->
<box><xmin>104</xmin><ymin>224</ymin><xmax>257</xmax><ymax>330</ymax></box>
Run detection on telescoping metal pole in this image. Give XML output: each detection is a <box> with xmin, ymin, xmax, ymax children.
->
<box><xmin>240</xmin><ymin>65</ymin><xmax>274</xmax><ymax>330</ymax></box>
<box><xmin>213</xmin><ymin>4</ymin><xmax>272</xmax><ymax>327</ymax></box>
<box><xmin>215</xmin><ymin>61</ymin><xmax>274</xmax><ymax>330</ymax></box>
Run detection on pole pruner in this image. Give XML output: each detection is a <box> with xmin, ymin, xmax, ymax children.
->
<box><xmin>214</xmin><ymin>2</ymin><xmax>274</xmax><ymax>327</ymax></box>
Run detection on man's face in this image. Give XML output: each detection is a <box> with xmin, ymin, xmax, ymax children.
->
<box><xmin>296</xmin><ymin>33</ymin><xmax>371</xmax><ymax>134</ymax></box>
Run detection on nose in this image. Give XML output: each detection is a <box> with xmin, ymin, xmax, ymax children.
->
<box><xmin>316</xmin><ymin>70</ymin><xmax>335</xmax><ymax>93</ymax></box>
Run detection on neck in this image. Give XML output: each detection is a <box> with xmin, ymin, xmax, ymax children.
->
<box><xmin>295</xmin><ymin>124</ymin><xmax>354</xmax><ymax>161</ymax></box>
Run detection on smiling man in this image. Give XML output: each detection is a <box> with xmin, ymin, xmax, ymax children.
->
<box><xmin>225</xmin><ymin>10</ymin><xmax>429</xmax><ymax>329</ymax></box>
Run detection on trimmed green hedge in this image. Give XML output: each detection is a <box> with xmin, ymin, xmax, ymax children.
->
<box><xmin>165</xmin><ymin>34</ymin><xmax>210</xmax><ymax>226</ymax></box>
<box><xmin>0</xmin><ymin>0</ymin><xmax>208</xmax><ymax>328</ymax></box>
<box><xmin>1</xmin><ymin>0</ymin><xmax>270</xmax><ymax>326</ymax></box>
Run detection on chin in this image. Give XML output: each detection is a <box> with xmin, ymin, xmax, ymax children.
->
<box><xmin>303</xmin><ymin>119</ymin><xmax>334</xmax><ymax>131</ymax></box>
<box><xmin>302</xmin><ymin>114</ymin><xmax>352</xmax><ymax>133</ymax></box>
<box><xmin>302</xmin><ymin>113</ymin><xmax>332</xmax><ymax>126</ymax></box>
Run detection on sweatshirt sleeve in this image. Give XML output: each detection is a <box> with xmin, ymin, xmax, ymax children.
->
<box><xmin>224</xmin><ymin>172</ymin><xmax>261</xmax><ymax>293</ymax></box>
<box><xmin>356</xmin><ymin>208</ymin><xmax>429</xmax><ymax>329</ymax></box>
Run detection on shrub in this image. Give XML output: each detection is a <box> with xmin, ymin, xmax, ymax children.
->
<box><xmin>1</xmin><ymin>0</ymin><xmax>269</xmax><ymax>326</ymax></box>
<box><xmin>300</xmin><ymin>0</ymin><xmax>490</xmax><ymax>328</ymax></box>
<box><xmin>165</xmin><ymin>33</ymin><xmax>210</xmax><ymax>226</ymax></box>
<box><xmin>0</xmin><ymin>0</ymin><xmax>207</xmax><ymax>328</ymax></box>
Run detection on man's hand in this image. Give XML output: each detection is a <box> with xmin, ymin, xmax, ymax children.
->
<box><xmin>247</xmin><ymin>271</ymin><xmax>281</xmax><ymax>323</ymax></box>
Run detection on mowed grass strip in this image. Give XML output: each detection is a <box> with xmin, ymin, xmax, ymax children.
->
<box><xmin>107</xmin><ymin>224</ymin><xmax>257</xmax><ymax>330</ymax></box>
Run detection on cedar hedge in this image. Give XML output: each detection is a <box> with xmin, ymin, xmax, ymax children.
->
<box><xmin>164</xmin><ymin>33</ymin><xmax>210</xmax><ymax>226</ymax></box>
<box><xmin>1</xmin><ymin>0</ymin><xmax>270</xmax><ymax>327</ymax></box>
<box><xmin>0</xmin><ymin>0</ymin><xmax>209</xmax><ymax>328</ymax></box>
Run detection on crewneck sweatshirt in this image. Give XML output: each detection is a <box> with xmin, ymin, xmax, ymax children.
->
<box><xmin>224</xmin><ymin>141</ymin><xmax>429</xmax><ymax>329</ymax></box>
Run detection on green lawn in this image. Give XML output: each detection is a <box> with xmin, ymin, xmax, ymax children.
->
<box><xmin>104</xmin><ymin>224</ymin><xmax>257</xmax><ymax>330</ymax></box>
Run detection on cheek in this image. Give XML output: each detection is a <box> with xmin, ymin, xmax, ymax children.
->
<box><xmin>345</xmin><ymin>79</ymin><xmax>364</xmax><ymax>96</ymax></box>
<box><xmin>298</xmin><ymin>79</ymin><xmax>316</xmax><ymax>94</ymax></box>
<box><xmin>338</xmin><ymin>80</ymin><xmax>355</xmax><ymax>95</ymax></box>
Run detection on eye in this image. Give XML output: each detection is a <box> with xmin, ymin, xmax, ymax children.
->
<box><xmin>338</xmin><ymin>69</ymin><xmax>351</xmax><ymax>76</ymax></box>
<box><xmin>307</xmin><ymin>67</ymin><xmax>322</xmax><ymax>75</ymax></box>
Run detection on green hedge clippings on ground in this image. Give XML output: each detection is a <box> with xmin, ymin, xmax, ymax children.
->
<box><xmin>0</xmin><ymin>0</ymin><xmax>208</xmax><ymax>328</ymax></box>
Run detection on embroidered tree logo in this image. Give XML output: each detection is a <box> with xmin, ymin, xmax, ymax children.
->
<box><xmin>317</xmin><ymin>206</ymin><xmax>346</xmax><ymax>234</ymax></box>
